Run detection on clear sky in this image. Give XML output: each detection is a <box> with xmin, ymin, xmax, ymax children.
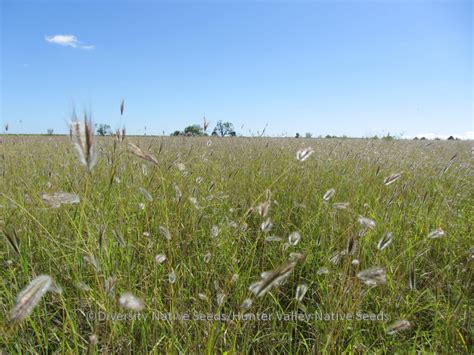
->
<box><xmin>1</xmin><ymin>0</ymin><xmax>472</xmax><ymax>138</ymax></box>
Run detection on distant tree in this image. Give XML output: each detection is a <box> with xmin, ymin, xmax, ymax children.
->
<box><xmin>420</xmin><ymin>137</ymin><xmax>426</xmax><ymax>140</ymax></box>
<box><xmin>184</xmin><ymin>124</ymin><xmax>205</xmax><ymax>136</ymax></box>
<box><xmin>447</xmin><ymin>136</ymin><xmax>454</xmax><ymax>140</ymax></box>
<box><xmin>295</xmin><ymin>133</ymin><xmax>300</xmax><ymax>138</ymax></box>
<box><xmin>413</xmin><ymin>137</ymin><xmax>419</xmax><ymax>140</ymax></box>
<box><xmin>212</xmin><ymin>121</ymin><xmax>235</xmax><ymax>137</ymax></box>
<box><xmin>305</xmin><ymin>132</ymin><xmax>312</xmax><ymax>138</ymax></box>
<box><xmin>47</xmin><ymin>128</ymin><xmax>54</xmax><ymax>135</ymax></box>
<box><xmin>96</xmin><ymin>124</ymin><xmax>111</xmax><ymax>136</ymax></box>
<box><xmin>171</xmin><ymin>130</ymin><xmax>182</xmax><ymax>136</ymax></box>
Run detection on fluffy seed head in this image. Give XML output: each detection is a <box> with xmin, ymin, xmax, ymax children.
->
<box><xmin>288</xmin><ymin>252</ymin><xmax>305</xmax><ymax>262</ymax></box>
<box><xmin>189</xmin><ymin>197</ymin><xmax>200</xmax><ymax>209</ymax></box>
<box><xmin>176</xmin><ymin>162</ymin><xmax>186</xmax><ymax>172</ymax></box>
<box><xmin>70</xmin><ymin>114</ymin><xmax>97</xmax><ymax>171</ymax></box>
<box><xmin>288</xmin><ymin>231</ymin><xmax>301</xmax><ymax>246</ymax></box>
<box><xmin>249</xmin><ymin>262</ymin><xmax>297</xmax><ymax>298</ymax></box>
<box><xmin>114</xmin><ymin>128</ymin><xmax>126</xmax><ymax>142</ymax></box>
<box><xmin>84</xmin><ymin>254</ymin><xmax>101</xmax><ymax>272</ymax></box>
<box><xmin>387</xmin><ymin>319</ymin><xmax>412</xmax><ymax>334</ymax></box>
<box><xmin>409</xmin><ymin>261</ymin><xmax>416</xmax><ymax>290</ymax></box>
<box><xmin>168</xmin><ymin>270</ymin><xmax>176</xmax><ymax>284</ymax></box>
<box><xmin>333</xmin><ymin>202</ymin><xmax>349</xmax><ymax>210</ymax></box>
<box><xmin>265</xmin><ymin>235</ymin><xmax>283</xmax><ymax>242</ymax></box>
<box><xmin>89</xmin><ymin>334</ymin><xmax>99</xmax><ymax>345</ymax></box>
<box><xmin>216</xmin><ymin>293</ymin><xmax>225</xmax><ymax>306</ymax></box>
<box><xmin>119</xmin><ymin>292</ymin><xmax>144</xmax><ymax>311</ymax></box>
<box><xmin>155</xmin><ymin>253</ymin><xmax>167</xmax><ymax>264</ymax></box>
<box><xmin>240</xmin><ymin>298</ymin><xmax>253</xmax><ymax>310</ymax></box>
<box><xmin>139</xmin><ymin>187</ymin><xmax>153</xmax><ymax>202</ymax></box>
<box><xmin>211</xmin><ymin>225</ymin><xmax>219</xmax><ymax>238</ymax></box>
<box><xmin>377</xmin><ymin>232</ymin><xmax>393</xmax><ymax>251</ymax></box>
<box><xmin>261</xmin><ymin>218</ymin><xmax>273</xmax><ymax>233</ymax></box>
<box><xmin>105</xmin><ymin>276</ymin><xmax>117</xmax><ymax>296</ymax></box>
<box><xmin>295</xmin><ymin>284</ymin><xmax>308</xmax><ymax>302</ymax></box>
<box><xmin>204</xmin><ymin>251</ymin><xmax>212</xmax><ymax>264</ymax></box>
<box><xmin>257</xmin><ymin>201</ymin><xmax>270</xmax><ymax>218</ymax></box>
<box><xmin>428</xmin><ymin>228</ymin><xmax>445</xmax><ymax>239</ymax></box>
<box><xmin>41</xmin><ymin>192</ymin><xmax>80</xmax><ymax>208</ymax></box>
<box><xmin>384</xmin><ymin>173</ymin><xmax>402</xmax><ymax>186</ymax></box>
<box><xmin>296</xmin><ymin>147</ymin><xmax>314</xmax><ymax>162</ymax></box>
<box><xmin>198</xmin><ymin>293</ymin><xmax>209</xmax><ymax>301</ymax></box>
<box><xmin>323</xmin><ymin>188</ymin><xmax>336</xmax><ymax>202</ymax></box>
<box><xmin>9</xmin><ymin>275</ymin><xmax>55</xmax><ymax>322</ymax></box>
<box><xmin>159</xmin><ymin>226</ymin><xmax>172</xmax><ymax>241</ymax></box>
<box><xmin>173</xmin><ymin>183</ymin><xmax>183</xmax><ymax>201</ymax></box>
<box><xmin>128</xmin><ymin>143</ymin><xmax>158</xmax><ymax>165</ymax></box>
<box><xmin>358</xmin><ymin>216</ymin><xmax>376</xmax><ymax>230</ymax></box>
<box><xmin>317</xmin><ymin>267</ymin><xmax>329</xmax><ymax>275</ymax></box>
<box><xmin>357</xmin><ymin>266</ymin><xmax>386</xmax><ymax>286</ymax></box>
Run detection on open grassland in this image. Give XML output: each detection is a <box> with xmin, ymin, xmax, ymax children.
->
<box><xmin>1</xmin><ymin>135</ymin><xmax>473</xmax><ymax>353</ymax></box>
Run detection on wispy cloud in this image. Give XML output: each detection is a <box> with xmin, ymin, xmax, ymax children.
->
<box><xmin>80</xmin><ymin>45</ymin><xmax>95</xmax><ymax>50</ymax></box>
<box><xmin>45</xmin><ymin>34</ymin><xmax>94</xmax><ymax>50</ymax></box>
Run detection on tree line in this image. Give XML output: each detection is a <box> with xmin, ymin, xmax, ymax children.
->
<box><xmin>171</xmin><ymin>120</ymin><xmax>236</xmax><ymax>137</ymax></box>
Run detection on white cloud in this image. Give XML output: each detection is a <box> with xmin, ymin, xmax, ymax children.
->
<box><xmin>45</xmin><ymin>34</ymin><xmax>94</xmax><ymax>50</ymax></box>
<box><xmin>407</xmin><ymin>131</ymin><xmax>474</xmax><ymax>140</ymax></box>
<box><xmin>45</xmin><ymin>34</ymin><xmax>78</xmax><ymax>47</ymax></box>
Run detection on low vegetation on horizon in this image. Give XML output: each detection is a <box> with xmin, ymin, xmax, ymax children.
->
<box><xmin>0</xmin><ymin>125</ymin><xmax>472</xmax><ymax>352</ymax></box>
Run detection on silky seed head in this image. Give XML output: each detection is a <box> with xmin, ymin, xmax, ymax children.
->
<box><xmin>384</xmin><ymin>172</ymin><xmax>402</xmax><ymax>186</ymax></box>
<box><xmin>377</xmin><ymin>232</ymin><xmax>393</xmax><ymax>251</ymax></box>
<box><xmin>288</xmin><ymin>231</ymin><xmax>301</xmax><ymax>246</ymax></box>
<box><xmin>323</xmin><ymin>188</ymin><xmax>336</xmax><ymax>202</ymax></box>
<box><xmin>358</xmin><ymin>216</ymin><xmax>376</xmax><ymax>229</ymax></box>
<box><xmin>387</xmin><ymin>319</ymin><xmax>412</xmax><ymax>335</ymax></box>
<box><xmin>295</xmin><ymin>284</ymin><xmax>308</xmax><ymax>302</ymax></box>
<box><xmin>296</xmin><ymin>147</ymin><xmax>314</xmax><ymax>162</ymax></box>
<box><xmin>155</xmin><ymin>254</ymin><xmax>167</xmax><ymax>264</ymax></box>
<box><xmin>357</xmin><ymin>266</ymin><xmax>386</xmax><ymax>286</ymax></box>
<box><xmin>119</xmin><ymin>293</ymin><xmax>144</xmax><ymax>311</ymax></box>
<box><xmin>428</xmin><ymin>228</ymin><xmax>445</xmax><ymax>239</ymax></box>
<box><xmin>9</xmin><ymin>275</ymin><xmax>55</xmax><ymax>322</ymax></box>
<box><xmin>240</xmin><ymin>298</ymin><xmax>253</xmax><ymax>310</ymax></box>
<box><xmin>261</xmin><ymin>218</ymin><xmax>273</xmax><ymax>233</ymax></box>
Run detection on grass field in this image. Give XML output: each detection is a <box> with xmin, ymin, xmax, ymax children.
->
<box><xmin>1</xmin><ymin>134</ymin><xmax>473</xmax><ymax>353</ymax></box>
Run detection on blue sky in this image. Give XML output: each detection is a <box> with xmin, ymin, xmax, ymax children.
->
<box><xmin>1</xmin><ymin>0</ymin><xmax>472</xmax><ymax>138</ymax></box>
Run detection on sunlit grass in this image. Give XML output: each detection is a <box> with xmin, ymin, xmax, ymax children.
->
<box><xmin>1</xmin><ymin>135</ymin><xmax>472</xmax><ymax>352</ymax></box>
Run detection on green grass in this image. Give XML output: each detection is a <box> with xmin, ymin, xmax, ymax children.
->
<box><xmin>1</xmin><ymin>136</ymin><xmax>472</xmax><ymax>353</ymax></box>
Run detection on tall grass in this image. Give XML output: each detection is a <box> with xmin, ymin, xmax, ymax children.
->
<box><xmin>1</xmin><ymin>136</ymin><xmax>472</xmax><ymax>353</ymax></box>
